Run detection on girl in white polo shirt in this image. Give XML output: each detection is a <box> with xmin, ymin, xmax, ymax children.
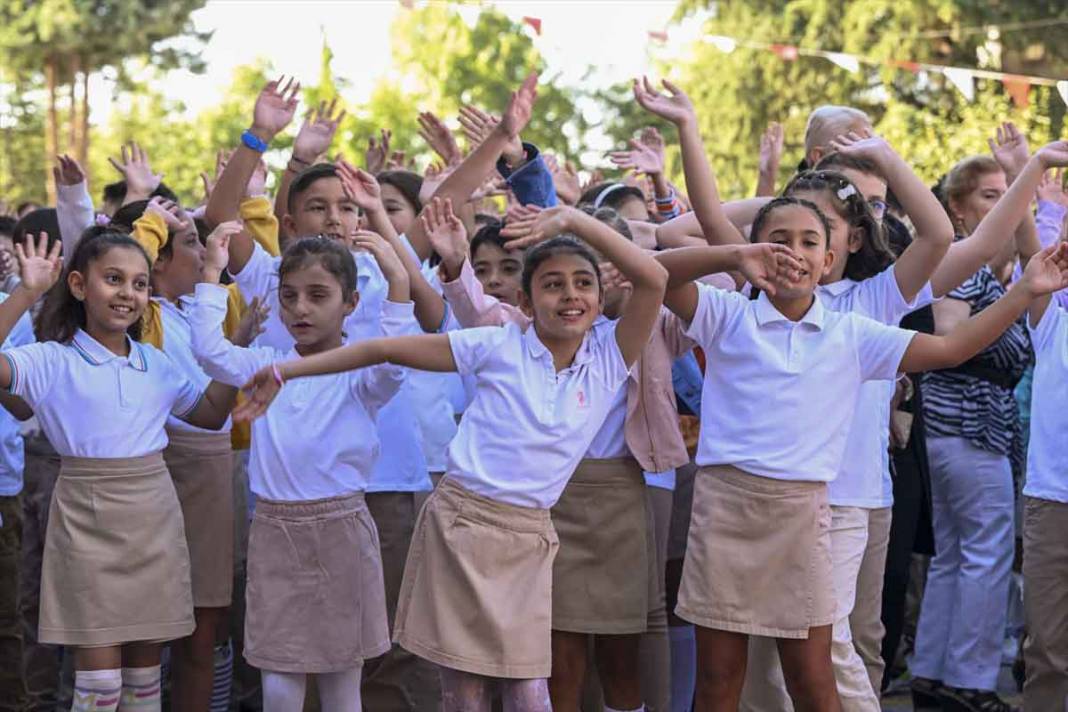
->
<box><xmin>232</xmin><ymin>211</ymin><xmax>673</xmax><ymax>711</ymax></box>
<box><xmin>653</xmin><ymin>189</ymin><xmax>1068</xmax><ymax>711</ymax></box>
<box><xmin>190</xmin><ymin>231</ymin><xmax>415</xmax><ymax>712</ymax></box>
<box><xmin>0</xmin><ymin>231</ymin><xmax>236</xmax><ymax>712</ymax></box>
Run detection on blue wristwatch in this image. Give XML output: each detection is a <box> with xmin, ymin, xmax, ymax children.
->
<box><xmin>241</xmin><ymin>129</ymin><xmax>269</xmax><ymax>153</ymax></box>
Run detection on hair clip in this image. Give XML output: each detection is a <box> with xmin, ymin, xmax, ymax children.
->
<box><xmin>94</xmin><ymin>213</ymin><xmax>111</xmax><ymax>226</ymax></box>
<box><xmin>836</xmin><ymin>184</ymin><xmax>857</xmax><ymax>201</ymax></box>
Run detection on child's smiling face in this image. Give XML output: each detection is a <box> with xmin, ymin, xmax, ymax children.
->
<box><xmin>754</xmin><ymin>204</ymin><xmax>835</xmax><ymax>300</ymax></box>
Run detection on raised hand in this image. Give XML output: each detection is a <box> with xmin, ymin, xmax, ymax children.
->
<box><xmin>350</xmin><ymin>230</ymin><xmax>407</xmax><ymax>282</ymax></box>
<box><xmin>386</xmin><ymin>150</ymin><xmax>412</xmax><ymax>171</ymax></box>
<box><xmin>294</xmin><ymin>98</ymin><xmax>345</xmax><ymax>165</ymax></box>
<box><xmin>499</xmin><ymin>71</ymin><xmax>538</xmax><ymax>141</ymax></box>
<box><xmin>988</xmin><ymin>121</ymin><xmax>1030</xmax><ymax>181</ymax></box>
<box><xmin>735</xmin><ymin>243</ymin><xmax>804</xmax><ymax>296</ymax></box>
<box><xmin>599</xmin><ymin>261</ymin><xmax>633</xmax><ymax>291</ymax></box>
<box><xmin>230</xmin><ymin>295</ymin><xmax>269</xmax><ymax>348</ymax></box>
<box><xmin>53</xmin><ymin>154</ymin><xmax>86</xmax><ymax>186</ymax></box>
<box><xmin>200</xmin><ymin>150</ymin><xmax>232</xmax><ymax>203</ymax></box>
<box><xmin>827</xmin><ymin>130</ymin><xmax>894</xmax><ymax>165</ymax></box>
<box><xmin>418</xmin><ymin>111</ymin><xmax>462</xmax><ymax>167</ymax></box>
<box><xmin>609</xmin><ymin>137</ymin><xmax>665</xmax><ymax>176</ymax></box>
<box><xmin>145</xmin><ymin>196</ymin><xmax>190</xmax><ymax>232</ymax></box>
<box><xmin>458</xmin><ymin>105</ymin><xmax>499</xmax><ymax>147</ymax></box>
<box><xmin>420</xmin><ymin>197</ymin><xmax>468</xmax><ymax>269</ymax></box>
<box><xmin>108</xmin><ymin>142</ymin><xmax>162</xmax><ymax>199</ymax></box>
<box><xmin>1035</xmin><ymin>140</ymin><xmax>1068</xmax><ymax>170</ymax></box>
<box><xmin>633</xmin><ymin>76</ymin><xmax>695</xmax><ymax>127</ymax></box>
<box><xmin>234</xmin><ymin>367</ymin><xmax>283</xmax><ymax>422</ymax></box>
<box><xmin>499</xmin><ymin>205</ymin><xmax>574</xmax><ymax>249</ymax></box>
<box><xmin>365</xmin><ymin>129</ymin><xmax>391</xmax><ymax>174</ymax></box>
<box><xmin>251</xmin><ymin>75</ymin><xmax>301</xmax><ymax>141</ymax></box>
<box><xmin>204</xmin><ymin>220</ymin><xmax>243</xmax><ymax>275</ymax></box>
<box><xmin>1037</xmin><ymin>168</ymin><xmax>1068</xmax><ymax>207</ymax></box>
<box><xmin>14</xmin><ymin>232</ymin><xmax>62</xmax><ymax>296</ymax></box>
<box><xmin>336</xmin><ymin>161</ymin><xmax>382</xmax><ymax>212</ymax></box>
<box><xmin>758</xmin><ymin>122</ymin><xmax>785</xmax><ymax>176</ymax></box>
<box><xmin>1021</xmin><ymin>242</ymin><xmax>1068</xmax><ymax>296</ymax></box>
<box><xmin>544</xmin><ymin>154</ymin><xmax>581</xmax><ymax>205</ymax></box>
<box><xmin>0</xmin><ymin>249</ymin><xmax>17</xmax><ymax>281</ymax></box>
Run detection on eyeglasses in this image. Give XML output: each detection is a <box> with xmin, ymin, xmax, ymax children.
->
<box><xmin>868</xmin><ymin>198</ymin><xmax>888</xmax><ymax>220</ymax></box>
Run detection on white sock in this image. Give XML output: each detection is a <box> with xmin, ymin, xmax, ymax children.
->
<box><xmin>72</xmin><ymin>669</ymin><xmax>122</xmax><ymax>712</ymax></box>
<box><xmin>261</xmin><ymin>670</ymin><xmax>306</xmax><ymax>712</ymax></box>
<box><xmin>669</xmin><ymin>625</ymin><xmax>696</xmax><ymax>712</ymax></box>
<box><xmin>317</xmin><ymin>665</ymin><xmax>363</xmax><ymax>712</ymax></box>
<box><xmin>118</xmin><ymin>666</ymin><xmax>161</xmax><ymax>711</ymax></box>
<box><xmin>209</xmin><ymin>640</ymin><xmax>234</xmax><ymax>712</ymax></box>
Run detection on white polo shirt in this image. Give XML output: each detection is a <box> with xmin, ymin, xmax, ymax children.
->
<box><xmin>818</xmin><ymin>265</ymin><xmax>934</xmax><ymax>507</ymax></box>
<box><xmin>1024</xmin><ymin>303</ymin><xmax>1068</xmax><ymax>503</ymax></box>
<box><xmin>157</xmin><ymin>296</ymin><xmax>232</xmax><ymax>434</ymax></box>
<box><xmin>3</xmin><ymin>329</ymin><xmax>202</xmax><ymax>458</ymax></box>
<box><xmin>230</xmin><ymin>242</ymin><xmax>430</xmax><ymax>493</ymax></box>
<box><xmin>190</xmin><ymin>283</ymin><xmax>407</xmax><ymax>501</ymax></box>
<box><xmin>446</xmin><ymin>321</ymin><xmax>631</xmax><ymax>508</ymax></box>
<box><xmin>686</xmin><ymin>284</ymin><xmax>916</xmax><ymax>483</ymax></box>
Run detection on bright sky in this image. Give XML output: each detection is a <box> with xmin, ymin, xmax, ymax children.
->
<box><xmin>93</xmin><ymin>0</ymin><xmax>708</xmax><ymax>137</ymax></box>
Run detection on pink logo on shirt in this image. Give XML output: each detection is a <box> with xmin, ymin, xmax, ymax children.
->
<box><xmin>576</xmin><ymin>389</ymin><xmax>589</xmax><ymax>409</ymax></box>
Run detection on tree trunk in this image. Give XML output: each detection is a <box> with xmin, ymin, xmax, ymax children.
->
<box><xmin>79</xmin><ymin>67</ymin><xmax>90</xmax><ymax>170</ymax></box>
<box><xmin>44</xmin><ymin>55</ymin><xmax>59</xmax><ymax>205</ymax></box>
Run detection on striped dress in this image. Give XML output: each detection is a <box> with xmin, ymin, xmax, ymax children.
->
<box><xmin>921</xmin><ymin>264</ymin><xmax>1032</xmax><ymax>475</ymax></box>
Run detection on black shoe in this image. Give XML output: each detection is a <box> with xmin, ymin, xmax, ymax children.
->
<box><xmin>910</xmin><ymin>677</ymin><xmax>944</xmax><ymax>709</ymax></box>
<box><xmin>939</xmin><ymin>686</ymin><xmax>1019</xmax><ymax>712</ymax></box>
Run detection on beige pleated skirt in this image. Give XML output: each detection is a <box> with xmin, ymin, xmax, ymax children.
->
<box><xmin>676</xmin><ymin>465</ymin><xmax>834</xmax><ymax>639</ymax></box>
<box><xmin>244</xmin><ymin>493</ymin><xmax>390</xmax><ymax>673</ymax></box>
<box><xmin>551</xmin><ymin>457</ymin><xmax>651</xmax><ymax>634</ymax></box>
<box><xmin>394</xmin><ymin>477</ymin><xmax>559</xmax><ymax>679</ymax></box>
<box><xmin>163</xmin><ymin>428</ymin><xmax>234</xmax><ymax>608</ymax></box>
<box><xmin>39</xmin><ymin>453</ymin><xmax>195</xmax><ymax>647</ymax></box>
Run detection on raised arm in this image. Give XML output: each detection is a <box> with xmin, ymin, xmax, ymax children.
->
<box><xmin>756</xmin><ymin>122</ymin><xmax>785</xmax><ymax>197</ymax></box>
<box><xmin>0</xmin><ymin>234</ymin><xmax>62</xmax><ymax>389</ymax></box>
<box><xmin>633</xmin><ymin>77</ymin><xmax>746</xmax><ymax>247</ymax></box>
<box><xmin>53</xmin><ymin>155</ymin><xmax>94</xmax><ymax>263</ymax></box>
<box><xmin>205</xmin><ymin>76</ymin><xmax>300</xmax><ymax>274</ymax></box>
<box><xmin>902</xmin><ymin>242</ymin><xmax>1068</xmax><ymax>372</ymax></box>
<box><xmin>931</xmin><ymin>141</ymin><xmax>1068</xmax><ymax>297</ymax></box>
<box><xmin>828</xmin><ymin>132</ymin><xmax>954</xmax><ymax>302</ymax></box>
<box><xmin>499</xmin><ymin>204</ymin><xmax>667</xmax><ymax>366</ymax></box>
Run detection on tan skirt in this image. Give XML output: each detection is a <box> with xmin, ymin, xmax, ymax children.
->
<box><xmin>163</xmin><ymin>428</ymin><xmax>234</xmax><ymax>608</ymax></box>
<box><xmin>676</xmin><ymin>465</ymin><xmax>834</xmax><ymax>639</ymax></box>
<box><xmin>551</xmin><ymin>457</ymin><xmax>650</xmax><ymax>634</ymax></box>
<box><xmin>244</xmin><ymin>493</ymin><xmax>390</xmax><ymax>673</ymax></box>
<box><xmin>39</xmin><ymin>453</ymin><xmax>194</xmax><ymax>647</ymax></box>
<box><xmin>394</xmin><ymin>477</ymin><xmax>559</xmax><ymax>678</ymax></box>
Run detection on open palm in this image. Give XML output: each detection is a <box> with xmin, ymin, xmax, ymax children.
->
<box><xmin>294</xmin><ymin>98</ymin><xmax>344</xmax><ymax>163</ymax></box>
<box><xmin>737</xmin><ymin>244</ymin><xmax>804</xmax><ymax>296</ymax></box>
<box><xmin>15</xmin><ymin>233</ymin><xmax>62</xmax><ymax>295</ymax></box>
<box><xmin>633</xmin><ymin>76</ymin><xmax>695</xmax><ymax>125</ymax></box>
<box><xmin>253</xmin><ymin>76</ymin><xmax>301</xmax><ymax>139</ymax></box>
<box><xmin>988</xmin><ymin>122</ymin><xmax>1030</xmax><ymax>178</ymax></box>
<box><xmin>1023</xmin><ymin>243</ymin><xmax>1068</xmax><ymax>295</ymax></box>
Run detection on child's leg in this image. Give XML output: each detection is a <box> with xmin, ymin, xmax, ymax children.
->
<box><xmin>72</xmin><ymin>646</ymin><xmax>124</xmax><ymax>712</ymax></box>
<box><xmin>594</xmin><ymin>634</ymin><xmax>642</xmax><ymax>710</ymax></box>
<box><xmin>693</xmin><ymin>627</ymin><xmax>747</xmax><ymax>712</ymax></box>
<box><xmin>500</xmin><ymin>678</ymin><xmax>552</xmax><ymax>712</ymax></box>
<box><xmin>316</xmin><ymin>664</ymin><xmax>363</xmax><ymax>712</ymax></box>
<box><xmin>776</xmin><ymin>625</ymin><xmax>841</xmax><ymax>712</ymax></box>
<box><xmin>439</xmin><ymin>666</ymin><xmax>491</xmax><ymax>712</ymax></box>
<box><xmin>549</xmin><ymin>630</ymin><xmax>588</xmax><ymax>710</ymax></box>
<box><xmin>117</xmin><ymin>643</ymin><xmax>163</xmax><ymax>711</ymax></box>
<box><xmin>260</xmin><ymin>670</ymin><xmax>306</xmax><ymax>712</ymax></box>
<box><xmin>170</xmin><ymin>606</ymin><xmax>228</xmax><ymax>712</ymax></box>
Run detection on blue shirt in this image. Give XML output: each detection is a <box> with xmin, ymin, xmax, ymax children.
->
<box><xmin>0</xmin><ymin>295</ymin><xmax>47</xmax><ymax>495</ymax></box>
<box><xmin>496</xmin><ymin>142</ymin><xmax>558</xmax><ymax>208</ymax></box>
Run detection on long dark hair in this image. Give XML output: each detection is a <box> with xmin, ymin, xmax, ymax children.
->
<box><xmin>521</xmin><ymin>236</ymin><xmax>601</xmax><ymax>296</ymax></box>
<box><xmin>782</xmin><ymin>169</ymin><xmax>894</xmax><ymax>281</ymax></box>
<box><xmin>34</xmin><ymin>228</ymin><xmax>152</xmax><ymax>343</ymax></box>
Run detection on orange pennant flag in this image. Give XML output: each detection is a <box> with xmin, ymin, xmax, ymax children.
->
<box><xmin>523</xmin><ymin>16</ymin><xmax>542</xmax><ymax>35</ymax></box>
<box><xmin>1003</xmin><ymin>76</ymin><xmax>1031</xmax><ymax>109</ymax></box>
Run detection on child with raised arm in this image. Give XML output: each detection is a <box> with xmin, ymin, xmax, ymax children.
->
<box><xmin>233</xmin><ymin>200</ymin><xmax>669</xmax><ymax>712</ymax></box>
<box><xmin>0</xmin><ymin>232</ymin><xmax>235</xmax><ymax>712</ymax></box>
<box><xmin>190</xmin><ymin>227</ymin><xmax>416</xmax><ymax>712</ymax></box>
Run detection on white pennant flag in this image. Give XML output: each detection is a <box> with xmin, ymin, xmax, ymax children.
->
<box><xmin>705</xmin><ymin>35</ymin><xmax>737</xmax><ymax>53</ymax></box>
<box><xmin>1058</xmin><ymin>80</ymin><xmax>1068</xmax><ymax>108</ymax></box>
<box><xmin>826</xmin><ymin>52</ymin><xmax>860</xmax><ymax>73</ymax></box>
<box><xmin>943</xmin><ymin>67</ymin><xmax>975</xmax><ymax>101</ymax></box>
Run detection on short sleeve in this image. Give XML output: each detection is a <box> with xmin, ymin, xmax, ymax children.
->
<box><xmin>3</xmin><ymin>342</ymin><xmax>61</xmax><ymax>404</ymax></box>
<box><xmin>447</xmin><ymin>325</ymin><xmax>510</xmax><ymax>376</ymax></box>
<box><xmin>1029</xmin><ymin>302</ymin><xmax>1066</xmax><ymax>354</ymax></box>
<box><xmin>230</xmin><ymin>242</ymin><xmax>278</xmax><ymax>301</ymax></box>
<box><xmin>683</xmin><ymin>282</ymin><xmax>745</xmax><ymax>346</ymax></box>
<box><xmin>597</xmin><ymin>325</ymin><xmax>632</xmax><ymax>388</ymax></box>
<box><xmin>144</xmin><ymin>346</ymin><xmax>204</xmax><ymax>419</ymax></box>
<box><xmin>853</xmin><ymin>315</ymin><xmax>917</xmax><ymax>382</ymax></box>
<box><xmin>856</xmin><ymin>264</ymin><xmax>935</xmax><ymax>324</ymax></box>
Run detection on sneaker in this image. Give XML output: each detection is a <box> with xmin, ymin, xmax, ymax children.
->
<box><xmin>939</xmin><ymin>686</ymin><xmax>1020</xmax><ymax>712</ymax></box>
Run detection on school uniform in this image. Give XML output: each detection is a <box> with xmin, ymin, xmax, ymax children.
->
<box><xmin>2</xmin><ymin>330</ymin><xmax>203</xmax><ymax>647</ymax></box>
<box><xmin>676</xmin><ymin>284</ymin><xmax>915</xmax><ymax>640</ymax></box>
<box><xmin>393</xmin><ymin>321</ymin><xmax>632</xmax><ymax>678</ymax></box>
<box><xmin>1021</xmin><ymin>302</ymin><xmax>1068</xmax><ymax>709</ymax></box>
<box><xmin>155</xmin><ymin>296</ymin><xmax>236</xmax><ymax>609</ymax></box>
<box><xmin>742</xmin><ymin>266</ymin><xmax>934</xmax><ymax>711</ymax></box>
<box><xmin>190</xmin><ymin>282</ymin><xmax>413</xmax><ymax>673</ymax></box>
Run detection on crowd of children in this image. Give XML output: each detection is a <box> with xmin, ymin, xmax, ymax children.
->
<box><xmin>0</xmin><ymin>66</ymin><xmax>1067</xmax><ymax>712</ymax></box>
